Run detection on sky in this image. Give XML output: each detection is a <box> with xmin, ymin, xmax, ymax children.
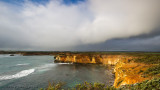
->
<box><xmin>0</xmin><ymin>0</ymin><xmax>160</xmax><ymax>51</ymax></box>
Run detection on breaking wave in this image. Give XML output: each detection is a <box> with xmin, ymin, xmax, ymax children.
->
<box><xmin>57</xmin><ymin>63</ymin><xmax>73</xmax><ymax>64</ymax></box>
<box><xmin>0</xmin><ymin>69</ymin><xmax>35</xmax><ymax>81</ymax></box>
<box><xmin>0</xmin><ymin>63</ymin><xmax>56</xmax><ymax>81</ymax></box>
<box><xmin>36</xmin><ymin>63</ymin><xmax>56</xmax><ymax>72</ymax></box>
<box><xmin>0</xmin><ymin>54</ymin><xmax>10</xmax><ymax>58</ymax></box>
<box><xmin>16</xmin><ymin>63</ymin><xmax>30</xmax><ymax>66</ymax></box>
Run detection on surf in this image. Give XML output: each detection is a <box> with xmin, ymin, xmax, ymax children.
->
<box><xmin>0</xmin><ymin>69</ymin><xmax>35</xmax><ymax>81</ymax></box>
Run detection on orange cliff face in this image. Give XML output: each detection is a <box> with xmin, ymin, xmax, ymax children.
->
<box><xmin>54</xmin><ymin>54</ymin><xmax>128</xmax><ymax>65</ymax></box>
<box><xmin>54</xmin><ymin>54</ymin><xmax>152</xmax><ymax>88</ymax></box>
<box><xmin>113</xmin><ymin>58</ymin><xmax>152</xmax><ymax>88</ymax></box>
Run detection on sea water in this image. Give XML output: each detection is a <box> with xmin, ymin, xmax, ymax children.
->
<box><xmin>0</xmin><ymin>54</ymin><xmax>114</xmax><ymax>90</ymax></box>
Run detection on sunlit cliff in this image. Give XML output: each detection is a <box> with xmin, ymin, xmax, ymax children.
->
<box><xmin>54</xmin><ymin>53</ymin><xmax>157</xmax><ymax>88</ymax></box>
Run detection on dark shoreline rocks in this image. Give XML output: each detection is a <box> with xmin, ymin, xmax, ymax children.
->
<box><xmin>10</xmin><ymin>54</ymin><xmax>14</xmax><ymax>56</ymax></box>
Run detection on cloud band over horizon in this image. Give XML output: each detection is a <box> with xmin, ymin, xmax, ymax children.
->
<box><xmin>0</xmin><ymin>0</ymin><xmax>160</xmax><ymax>51</ymax></box>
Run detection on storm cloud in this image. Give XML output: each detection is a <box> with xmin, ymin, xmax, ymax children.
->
<box><xmin>0</xmin><ymin>0</ymin><xmax>160</xmax><ymax>51</ymax></box>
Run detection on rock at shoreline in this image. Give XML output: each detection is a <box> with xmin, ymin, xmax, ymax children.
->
<box><xmin>10</xmin><ymin>54</ymin><xmax>14</xmax><ymax>56</ymax></box>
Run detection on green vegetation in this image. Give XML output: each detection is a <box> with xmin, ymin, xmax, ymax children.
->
<box><xmin>144</xmin><ymin>65</ymin><xmax>160</xmax><ymax>76</ymax></box>
<box><xmin>41</xmin><ymin>78</ymin><xmax>160</xmax><ymax>90</ymax></box>
<box><xmin>132</xmin><ymin>54</ymin><xmax>160</xmax><ymax>78</ymax></box>
<box><xmin>116</xmin><ymin>80</ymin><xmax>123</xmax><ymax>87</ymax></box>
<box><xmin>40</xmin><ymin>82</ymin><xmax>116</xmax><ymax>90</ymax></box>
<box><xmin>133</xmin><ymin>54</ymin><xmax>160</xmax><ymax>64</ymax></box>
<box><xmin>40</xmin><ymin>82</ymin><xmax>65</xmax><ymax>90</ymax></box>
<box><xmin>40</xmin><ymin>54</ymin><xmax>160</xmax><ymax>90</ymax></box>
<box><xmin>119</xmin><ymin>78</ymin><xmax>160</xmax><ymax>90</ymax></box>
<box><xmin>41</xmin><ymin>54</ymin><xmax>160</xmax><ymax>90</ymax></box>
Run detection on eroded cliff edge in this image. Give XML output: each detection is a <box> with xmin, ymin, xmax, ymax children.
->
<box><xmin>54</xmin><ymin>53</ymin><xmax>158</xmax><ymax>88</ymax></box>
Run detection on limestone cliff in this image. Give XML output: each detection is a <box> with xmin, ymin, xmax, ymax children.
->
<box><xmin>113</xmin><ymin>58</ymin><xmax>152</xmax><ymax>88</ymax></box>
<box><xmin>54</xmin><ymin>53</ymin><xmax>152</xmax><ymax>88</ymax></box>
<box><xmin>54</xmin><ymin>54</ymin><xmax>129</xmax><ymax>65</ymax></box>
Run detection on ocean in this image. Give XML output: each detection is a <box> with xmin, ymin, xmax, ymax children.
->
<box><xmin>0</xmin><ymin>54</ymin><xmax>114</xmax><ymax>90</ymax></box>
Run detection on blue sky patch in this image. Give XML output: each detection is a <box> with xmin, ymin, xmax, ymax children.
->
<box><xmin>0</xmin><ymin>0</ymin><xmax>86</xmax><ymax>5</ymax></box>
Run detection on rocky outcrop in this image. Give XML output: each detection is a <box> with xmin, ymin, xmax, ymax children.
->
<box><xmin>54</xmin><ymin>54</ymin><xmax>130</xmax><ymax>65</ymax></box>
<box><xmin>113</xmin><ymin>59</ymin><xmax>152</xmax><ymax>88</ymax></box>
<box><xmin>54</xmin><ymin>53</ymin><xmax>152</xmax><ymax>88</ymax></box>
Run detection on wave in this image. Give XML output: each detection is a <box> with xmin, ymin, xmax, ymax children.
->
<box><xmin>16</xmin><ymin>63</ymin><xmax>30</xmax><ymax>66</ymax></box>
<box><xmin>57</xmin><ymin>63</ymin><xmax>73</xmax><ymax>64</ymax></box>
<box><xmin>0</xmin><ymin>54</ymin><xmax>21</xmax><ymax>58</ymax></box>
<box><xmin>0</xmin><ymin>63</ymin><xmax>57</xmax><ymax>81</ymax></box>
<box><xmin>36</xmin><ymin>63</ymin><xmax>56</xmax><ymax>72</ymax></box>
<box><xmin>0</xmin><ymin>63</ymin><xmax>56</xmax><ymax>81</ymax></box>
<box><xmin>0</xmin><ymin>54</ymin><xmax>10</xmax><ymax>58</ymax></box>
<box><xmin>0</xmin><ymin>69</ymin><xmax>35</xmax><ymax>81</ymax></box>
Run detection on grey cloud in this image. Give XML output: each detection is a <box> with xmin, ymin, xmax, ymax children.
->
<box><xmin>0</xmin><ymin>0</ymin><xmax>160</xmax><ymax>51</ymax></box>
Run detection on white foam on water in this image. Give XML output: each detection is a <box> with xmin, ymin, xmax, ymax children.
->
<box><xmin>57</xmin><ymin>63</ymin><xmax>73</xmax><ymax>64</ymax></box>
<box><xmin>0</xmin><ymin>69</ymin><xmax>35</xmax><ymax>81</ymax></box>
<box><xmin>0</xmin><ymin>54</ymin><xmax>10</xmax><ymax>58</ymax></box>
<box><xmin>0</xmin><ymin>63</ymin><xmax>57</xmax><ymax>81</ymax></box>
<box><xmin>16</xmin><ymin>63</ymin><xmax>30</xmax><ymax>66</ymax></box>
<box><xmin>0</xmin><ymin>54</ymin><xmax>21</xmax><ymax>58</ymax></box>
<box><xmin>36</xmin><ymin>63</ymin><xmax>56</xmax><ymax>72</ymax></box>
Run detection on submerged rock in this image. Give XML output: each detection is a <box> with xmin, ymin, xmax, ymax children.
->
<box><xmin>10</xmin><ymin>54</ymin><xmax>14</xmax><ymax>56</ymax></box>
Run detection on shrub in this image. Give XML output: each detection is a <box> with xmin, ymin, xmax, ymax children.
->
<box><xmin>133</xmin><ymin>55</ymin><xmax>160</xmax><ymax>64</ymax></box>
<box><xmin>119</xmin><ymin>78</ymin><xmax>160</xmax><ymax>90</ymax></box>
<box><xmin>41</xmin><ymin>78</ymin><xmax>160</xmax><ymax>90</ymax></box>
<box><xmin>144</xmin><ymin>65</ymin><xmax>160</xmax><ymax>76</ymax></box>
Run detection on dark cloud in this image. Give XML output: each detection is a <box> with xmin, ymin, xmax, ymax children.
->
<box><xmin>0</xmin><ymin>0</ymin><xmax>160</xmax><ymax>51</ymax></box>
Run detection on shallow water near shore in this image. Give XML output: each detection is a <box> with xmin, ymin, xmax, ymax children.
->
<box><xmin>0</xmin><ymin>54</ymin><xmax>114</xmax><ymax>90</ymax></box>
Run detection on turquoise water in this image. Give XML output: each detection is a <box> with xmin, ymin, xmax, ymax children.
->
<box><xmin>0</xmin><ymin>54</ymin><xmax>114</xmax><ymax>90</ymax></box>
